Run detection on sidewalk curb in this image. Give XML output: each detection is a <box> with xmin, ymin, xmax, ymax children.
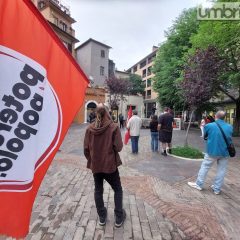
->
<box><xmin>168</xmin><ymin>154</ymin><xmax>203</xmax><ymax>162</ymax></box>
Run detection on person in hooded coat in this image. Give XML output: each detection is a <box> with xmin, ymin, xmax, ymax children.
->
<box><xmin>84</xmin><ymin>103</ymin><xmax>126</xmax><ymax>227</ymax></box>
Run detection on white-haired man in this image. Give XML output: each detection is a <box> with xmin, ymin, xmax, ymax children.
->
<box><xmin>127</xmin><ymin>110</ymin><xmax>142</xmax><ymax>154</ymax></box>
<box><xmin>188</xmin><ymin>110</ymin><xmax>233</xmax><ymax>195</ymax></box>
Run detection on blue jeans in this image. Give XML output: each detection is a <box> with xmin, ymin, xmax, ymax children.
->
<box><xmin>151</xmin><ymin>132</ymin><xmax>159</xmax><ymax>151</ymax></box>
<box><xmin>196</xmin><ymin>153</ymin><xmax>228</xmax><ymax>192</ymax></box>
<box><xmin>131</xmin><ymin>136</ymin><xmax>139</xmax><ymax>153</ymax></box>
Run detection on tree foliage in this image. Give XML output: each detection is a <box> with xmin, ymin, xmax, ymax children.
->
<box><xmin>182</xmin><ymin>47</ymin><xmax>224</xmax><ymax>108</ymax></box>
<box><xmin>153</xmin><ymin>8</ymin><xmax>200</xmax><ymax>110</ymax></box>
<box><xmin>105</xmin><ymin>76</ymin><xmax>130</xmax><ymax>109</ymax></box>
<box><xmin>128</xmin><ymin>74</ymin><xmax>145</xmax><ymax>95</ymax></box>
<box><xmin>190</xmin><ymin>10</ymin><xmax>240</xmax><ymax>134</ymax></box>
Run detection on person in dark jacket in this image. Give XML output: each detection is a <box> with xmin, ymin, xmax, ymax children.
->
<box><xmin>158</xmin><ymin>107</ymin><xmax>174</xmax><ymax>156</ymax></box>
<box><xmin>84</xmin><ymin>103</ymin><xmax>126</xmax><ymax>227</ymax></box>
<box><xmin>119</xmin><ymin>113</ymin><xmax>124</xmax><ymax>129</ymax></box>
<box><xmin>149</xmin><ymin>115</ymin><xmax>159</xmax><ymax>152</ymax></box>
<box><xmin>89</xmin><ymin>109</ymin><xmax>96</xmax><ymax>123</ymax></box>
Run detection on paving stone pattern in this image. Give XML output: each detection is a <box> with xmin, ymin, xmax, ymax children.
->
<box><xmin>2</xmin><ymin>124</ymin><xmax>240</xmax><ymax>240</ymax></box>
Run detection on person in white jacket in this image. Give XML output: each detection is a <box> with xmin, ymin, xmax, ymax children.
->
<box><xmin>200</xmin><ymin>118</ymin><xmax>206</xmax><ymax>137</ymax></box>
<box><xmin>127</xmin><ymin>110</ymin><xmax>142</xmax><ymax>154</ymax></box>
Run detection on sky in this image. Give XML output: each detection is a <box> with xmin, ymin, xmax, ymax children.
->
<box><xmin>68</xmin><ymin>0</ymin><xmax>206</xmax><ymax>71</ymax></box>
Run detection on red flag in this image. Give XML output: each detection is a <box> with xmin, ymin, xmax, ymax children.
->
<box><xmin>0</xmin><ymin>0</ymin><xmax>88</xmax><ymax>238</ymax></box>
<box><xmin>124</xmin><ymin>106</ymin><xmax>133</xmax><ymax>144</ymax></box>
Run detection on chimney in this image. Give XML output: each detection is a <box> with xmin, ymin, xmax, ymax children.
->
<box><xmin>152</xmin><ymin>46</ymin><xmax>158</xmax><ymax>52</ymax></box>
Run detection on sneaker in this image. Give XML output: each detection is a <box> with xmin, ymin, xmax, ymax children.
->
<box><xmin>161</xmin><ymin>152</ymin><xmax>167</xmax><ymax>156</ymax></box>
<box><xmin>115</xmin><ymin>209</ymin><xmax>126</xmax><ymax>228</ymax></box>
<box><xmin>98</xmin><ymin>207</ymin><xmax>107</xmax><ymax>226</ymax></box>
<box><xmin>211</xmin><ymin>185</ymin><xmax>220</xmax><ymax>195</ymax></box>
<box><xmin>187</xmin><ymin>182</ymin><xmax>202</xmax><ymax>191</ymax></box>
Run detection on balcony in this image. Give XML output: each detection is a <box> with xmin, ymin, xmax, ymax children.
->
<box><xmin>38</xmin><ymin>0</ymin><xmax>71</xmax><ymax>16</ymax></box>
<box><xmin>146</xmin><ymin>95</ymin><xmax>151</xmax><ymax>99</ymax></box>
<box><xmin>50</xmin><ymin>0</ymin><xmax>70</xmax><ymax>15</ymax></box>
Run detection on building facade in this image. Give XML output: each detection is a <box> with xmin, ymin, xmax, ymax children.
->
<box><xmin>127</xmin><ymin>46</ymin><xmax>159</xmax><ymax>118</ymax></box>
<box><xmin>74</xmin><ymin>87</ymin><xmax>106</xmax><ymax>124</ymax></box>
<box><xmin>115</xmin><ymin>70</ymin><xmax>130</xmax><ymax>79</ymax></box>
<box><xmin>75</xmin><ymin>38</ymin><xmax>111</xmax><ymax>87</ymax></box>
<box><xmin>32</xmin><ymin>0</ymin><xmax>79</xmax><ymax>56</ymax></box>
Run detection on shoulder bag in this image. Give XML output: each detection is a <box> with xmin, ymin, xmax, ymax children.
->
<box><xmin>215</xmin><ymin>122</ymin><xmax>236</xmax><ymax>158</ymax></box>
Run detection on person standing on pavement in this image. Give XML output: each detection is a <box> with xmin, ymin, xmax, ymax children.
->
<box><xmin>119</xmin><ymin>113</ymin><xmax>124</xmax><ymax>129</ymax></box>
<box><xmin>158</xmin><ymin>107</ymin><xmax>174</xmax><ymax>156</ymax></box>
<box><xmin>149</xmin><ymin>115</ymin><xmax>159</xmax><ymax>152</ymax></box>
<box><xmin>84</xmin><ymin>103</ymin><xmax>126</xmax><ymax>227</ymax></box>
<box><xmin>188</xmin><ymin>110</ymin><xmax>233</xmax><ymax>195</ymax></box>
<box><xmin>127</xmin><ymin>110</ymin><xmax>142</xmax><ymax>154</ymax></box>
<box><xmin>200</xmin><ymin>117</ymin><xmax>206</xmax><ymax>137</ymax></box>
<box><xmin>89</xmin><ymin>109</ymin><xmax>96</xmax><ymax>123</ymax></box>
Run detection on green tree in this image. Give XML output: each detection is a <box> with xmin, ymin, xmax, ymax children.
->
<box><xmin>128</xmin><ymin>74</ymin><xmax>145</xmax><ymax>95</ymax></box>
<box><xmin>190</xmin><ymin>11</ymin><xmax>240</xmax><ymax>134</ymax></box>
<box><xmin>153</xmin><ymin>8</ymin><xmax>200</xmax><ymax>110</ymax></box>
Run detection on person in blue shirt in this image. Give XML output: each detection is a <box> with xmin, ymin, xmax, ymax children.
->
<box><xmin>188</xmin><ymin>110</ymin><xmax>233</xmax><ymax>195</ymax></box>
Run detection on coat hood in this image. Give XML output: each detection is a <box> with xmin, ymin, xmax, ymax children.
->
<box><xmin>88</xmin><ymin>119</ymin><xmax>115</xmax><ymax>135</ymax></box>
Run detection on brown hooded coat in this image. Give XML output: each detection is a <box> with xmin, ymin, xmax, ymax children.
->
<box><xmin>84</xmin><ymin>120</ymin><xmax>123</xmax><ymax>174</ymax></box>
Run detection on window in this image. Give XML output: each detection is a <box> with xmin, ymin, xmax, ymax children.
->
<box><xmin>133</xmin><ymin>66</ymin><xmax>137</xmax><ymax>72</ymax></box>
<box><xmin>148</xmin><ymin>54</ymin><xmax>156</xmax><ymax>64</ymax></box>
<box><xmin>100</xmin><ymin>66</ymin><xmax>104</xmax><ymax>76</ymax></box>
<box><xmin>140</xmin><ymin>60</ymin><xmax>146</xmax><ymax>69</ymax></box>
<box><xmin>59</xmin><ymin>21</ymin><xmax>67</xmax><ymax>31</ymax></box>
<box><xmin>146</xmin><ymin>90</ymin><xmax>151</xmax><ymax>99</ymax></box>
<box><xmin>142</xmin><ymin>69</ymin><xmax>146</xmax><ymax>78</ymax></box>
<box><xmin>101</xmin><ymin>50</ymin><xmax>105</xmax><ymax>58</ymax></box>
<box><xmin>147</xmin><ymin>66</ymin><xmax>152</xmax><ymax>76</ymax></box>
<box><xmin>38</xmin><ymin>1</ymin><xmax>45</xmax><ymax>9</ymax></box>
<box><xmin>53</xmin><ymin>16</ymin><xmax>58</xmax><ymax>26</ymax></box>
<box><xmin>147</xmin><ymin>79</ymin><xmax>151</xmax><ymax>87</ymax></box>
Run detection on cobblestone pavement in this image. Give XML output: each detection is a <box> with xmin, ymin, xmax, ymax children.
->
<box><xmin>7</xmin><ymin>124</ymin><xmax>239</xmax><ymax>240</ymax></box>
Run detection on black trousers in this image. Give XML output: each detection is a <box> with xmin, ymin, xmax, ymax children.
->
<box><xmin>93</xmin><ymin>169</ymin><xmax>123</xmax><ymax>218</ymax></box>
<box><xmin>120</xmin><ymin>120</ymin><xmax>124</xmax><ymax>128</ymax></box>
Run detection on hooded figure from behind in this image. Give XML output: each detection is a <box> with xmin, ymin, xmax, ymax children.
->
<box><xmin>83</xmin><ymin>103</ymin><xmax>126</xmax><ymax>227</ymax></box>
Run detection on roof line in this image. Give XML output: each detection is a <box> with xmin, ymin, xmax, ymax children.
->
<box><xmin>127</xmin><ymin>49</ymin><xmax>158</xmax><ymax>71</ymax></box>
<box><xmin>75</xmin><ymin>38</ymin><xmax>112</xmax><ymax>50</ymax></box>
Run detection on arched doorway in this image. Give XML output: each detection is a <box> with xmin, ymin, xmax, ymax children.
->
<box><xmin>85</xmin><ymin>100</ymin><xmax>97</xmax><ymax>123</ymax></box>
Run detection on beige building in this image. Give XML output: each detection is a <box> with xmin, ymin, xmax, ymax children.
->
<box><xmin>74</xmin><ymin>87</ymin><xmax>106</xmax><ymax>124</ymax></box>
<box><xmin>115</xmin><ymin>70</ymin><xmax>130</xmax><ymax>79</ymax></box>
<box><xmin>33</xmin><ymin>0</ymin><xmax>106</xmax><ymax>124</ymax></box>
<box><xmin>32</xmin><ymin>0</ymin><xmax>79</xmax><ymax>56</ymax></box>
<box><xmin>127</xmin><ymin>46</ymin><xmax>159</xmax><ymax>118</ymax></box>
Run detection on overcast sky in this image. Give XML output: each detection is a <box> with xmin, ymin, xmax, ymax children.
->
<box><xmin>68</xmin><ymin>0</ymin><xmax>205</xmax><ymax>70</ymax></box>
